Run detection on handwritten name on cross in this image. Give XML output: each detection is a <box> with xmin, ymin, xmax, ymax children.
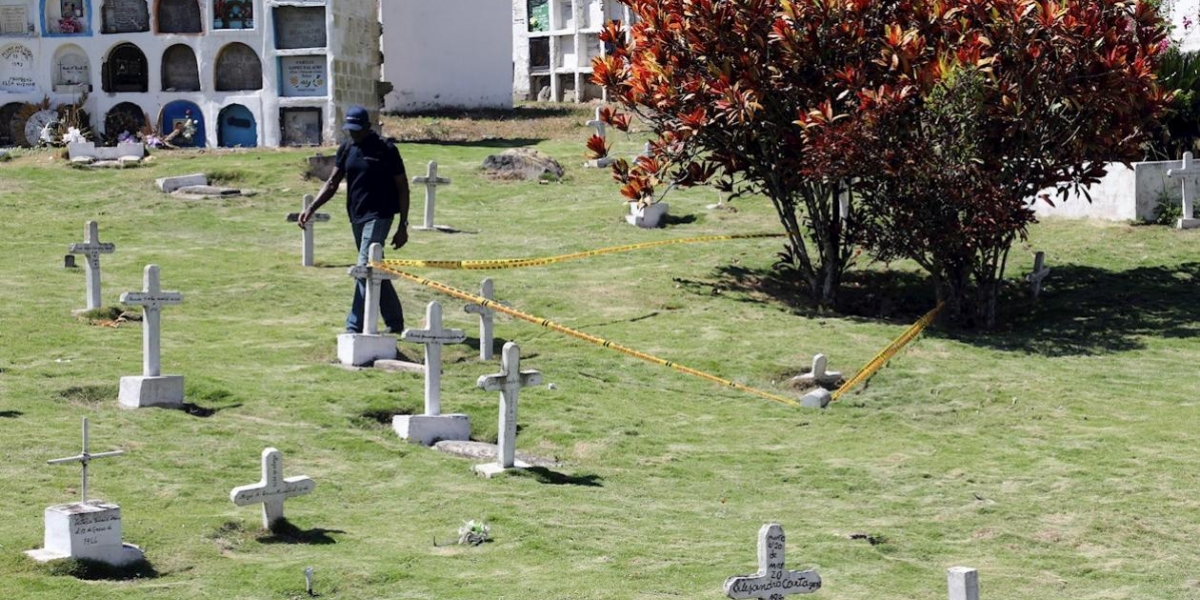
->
<box><xmin>348</xmin><ymin>243</ymin><xmax>398</xmax><ymax>335</ymax></box>
<box><xmin>411</xmin><ymin>161</ymin><xmax>451</xmax><ymax>230</ymax></box>
<box><xmin>285</xmin><ymin>194</ymin><xmax>330</xmax><ymax>267</ymax></box>
<box><xmin>67</xmin><ymin>221</ymin><xmax>116</xmax><ymax>310</ymax></box>
<box><xmin>464</xmin><ymin>278</ymin><xmax>497</xmax><ymax>360</ymax></box>
<box><xmin>1168</xmin><ymin>151</ymin><xmax>1200</xmax><ymax>227</ymax></box>
<box><xmin>230</xmin><ymin>448</ymin><xmax>316</xmax><ymax>530</ymax></box>
<box><xmin>119</xmin><ymin>265</ymin><xmax>183</xmax><ymax>378</ymax></box>
<box><xmin>402</xmin><ymin>301</ymin><xmax>466</xmax><ymax>416</ymax></box>
<box><xmin>1026</xmin><ymin>251</ymin><xmax>1050</xmax><ymax>299</ymax></box>
<box><xmin>46</xmin><ymin>417</ymin><xmax>124</xmax><ymax>503</ymax></box>
<box><xmin>724</xmin><ymin>524</ymin><xmax>821</xmax><ymax>599</ymax></box>
<box><xmin>586</xmin><ymin>106</ymin><xmax>606</xmax><ymax>140</ymax></box>
<box><xmin>477</xmin><ymin>342</ymin><xmax>541</xmax><ymax>470</ymax></box>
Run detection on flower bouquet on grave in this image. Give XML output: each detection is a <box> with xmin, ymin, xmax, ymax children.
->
<box><xmin>457</xmin><ymin>520</ymin><xmax>490</xmax><ymax>546</ymax></box>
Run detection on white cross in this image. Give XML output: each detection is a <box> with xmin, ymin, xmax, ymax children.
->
<box><xmin>586</xmin><ymin>106</ymin><xmax>606</xmax><ymax>140</ymax></box>
<box><xmin>46</xmin><ymin>417</ymin><xmax>124</xmax><ymax>504</ymax></box>
<box><xmin>401</xmin><ymin>301</ymin><xmax>466</xmax><ymax>416</ymax></box>
<box><xmin>119</xmin><ymin>265</ymin><xmax>183</xmax><ymax>378</ymax></box>
<box><xmin>67</xmin><ymin>221</ymin><xmax>115</xmax><ymax>310</ymax></box>
<box><xmin>411</xmin><ymin>161</ymin><xmax>451</xmax><ymax>231</ymax></box>
<box><xmin>347</xmin><ymin>243</ymin><xmax>398</xmax><ymax>335</ymax></box>
<box><xmin>230</xmin><ymin>448</ymin><xmax>316</xmax><ymax>530</ymax></box>
<box><xmin>724</xmin><ymin>523</ymin><xmax>821</xmax><ymax>599</ymax></box>
<box><xmin>285</xmin><ymin>194</ymin><xmax>330</xmax><ymax>267</ymax></box>
<box><xmin>947</xmin><ymin>566</ymin><xmax>980</xmax><ymax>600</ymax></box>
<box><xmin>1167</xmin><ymin>151</ymin><xmax>1200</xmax><ymax>226</ymax></box>
<box><xmin>1025</xmin><ymin>251</ymin><xmax>1050</xmax><ymax>299</ymax></box>
<box><xmin>796</xmin><ymin>354</ymin><xmax>842</xmax><ymax>387</ymax></box>
<box><xmin>463</xmin><ymin>278</ymin><xmax>496</xmax><ymax>361</ymax></box>
<box><xmin>475</xmin><ymin>342</ymin><xmax>541</xmax><ymax>472</ymax></box>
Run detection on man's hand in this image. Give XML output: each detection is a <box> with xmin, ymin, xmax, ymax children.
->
<box><xmin>391</xmin><ymin>227</ymin><xmax>408</xmax><ymax>250</ymax></box>
<box><xmin>297</xmin><ymin>209</ymin><xmax>312</xmax><ymax>229</ymax></box>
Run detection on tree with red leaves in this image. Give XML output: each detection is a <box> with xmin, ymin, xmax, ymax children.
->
<box><xmin>593</xmin><ymin>0</ymin><xmax>1168</xmax><ymax>325</ymax></box>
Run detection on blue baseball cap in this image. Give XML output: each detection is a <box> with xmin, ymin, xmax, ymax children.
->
<box><xmin>343</xmin><ymin>106</ymin><xmax>370</xmax><ymax>131</ymax></box>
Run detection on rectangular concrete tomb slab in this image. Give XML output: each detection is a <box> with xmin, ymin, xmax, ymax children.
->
<box><xmin>156</xmin><ymin>173</ymin><xmax>208</xmax><ymax>193</ymax></box>
<box><xmin>337</xmin><ymin>333</ymin><xmax>397</xmax><ymax>366</ymax></box>
<box><xmin>25</xmin><ymin>502</ymin><xmax>143</xmax><ymax>566</ymax></box>
<box><xmin>724</xmin><ymin>523</ymin><xmax>821</xmax><ymax>599</ymax></box>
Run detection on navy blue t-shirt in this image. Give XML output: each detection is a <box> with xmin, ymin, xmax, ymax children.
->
<box><xmin>335</xmin><ymin>132</ymin><xmax>407</xmax><ymax>225</ymax></box>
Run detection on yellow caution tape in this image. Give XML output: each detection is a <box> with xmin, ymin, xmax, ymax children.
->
<box><xmin>831</xmin><ymin>302</ymin><xmax>944</xmax><ymax>402</ymax></box>
<box><xmin>373</xmin><ymin>263</ymin><xmax>801</xmax><ymax>408</ymax></box>
<box><xmin>381</xmin><ymin>232</ymin><xmax>785</xmax><ymax>270</ymax></box>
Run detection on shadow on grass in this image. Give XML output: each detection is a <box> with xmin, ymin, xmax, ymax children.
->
<box><xmin>257</xmin><ymin>519</ymin><xmax>344</xmax><ymax>545</ymax></box>
<box><xmin>465</xmin><ymin>336</ymin><xmax>511</xmax><ymax>358</ymax></box>
<box><xmin>661</xmin><ymin>213</ymin><xmax>697</xmax><ymax>227</ymax></box>
<box><xmin>0</xmin><ymin>410</ymin><xmax>21</xmax><ymax>418</ymax></box>
<box><xmin>519</xmin><ymin>467</ymin><xmax>604</xmax><ymax>487</ymax></box>
<box><xmin>351</xmin><ymin>407</ymin><xmax>414</xmax><ymax>428</ymax></box>
<box><xmin>181</xmin><ymin>402</ymin><xmax>242</xmax><ymax>418</ymax></box>
<box><xmin>42</xmin><ymin>556</ymin><xmax>159</xmax><ymax>580</ymax></box>
<box><xmin>705</xmin><ymin>262</ymin><xmax>1200</xmax><ymax>357</ymax></box>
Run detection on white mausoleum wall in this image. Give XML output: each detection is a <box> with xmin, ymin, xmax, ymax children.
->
<box><xmin>1031</xmin><ymin>161</ymin><xmax>1175</xmax><ymax>222</ymax></box>
<box><xmin>380</xmin><ymin>0</ymin><xmax>511</xmax><ymax>113</ymax></box>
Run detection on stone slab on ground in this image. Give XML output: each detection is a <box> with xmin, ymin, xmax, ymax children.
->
<box><xmin>69</xmin><ymin>142</ymin><xmax>145</xmax><ymax>162</ymax></box>
<box><xmin>372</xmin><ymin>358</ymin><xmax>423</xmax><ymax>373</ymax></box>
<box><xmin>156</xmin><ymin>173</ymin><xmax>208</xmax><ymax>193</ymax></box>
<box><xmin>174</xmin><ymin>185</ymin><xmax>244</xmax><ymax>197</ymax></box>
<box><xmin>432</xmin><ymin>440</ymin><xmax>559</xmax><ymax>468</ymax></box>
<box><xmin>337</xmin><ymin>333</ymin><xmax>397</xmax><ymax>366</ymax></box>
<box><xmin>481</xmin><ymin>148</ymin><xmax>564</xmax><ymax>181</ymax></box>
<box><xmin>393</xmin><ymin>414</ymin><xmax>471</xmax><ymax>446</ymax></box>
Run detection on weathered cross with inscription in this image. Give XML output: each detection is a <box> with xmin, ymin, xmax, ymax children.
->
<box><xmin>120</xmin><ymin>265</ymin><xmax>183</xmax><ymax>377</ymax></box>
<box><xmin>230</xmin><ymin>448</ymin><xmax>316</xmax><ymax>530</ymax></box>
<box><xmin>67</xmin><ymin>221</ymin><xmax>116</xmax><ymax>310</ymax></box>
<box><xmin>463</xmin><ymin>278</ymin><xmax>497</xmax><ymax>361</ymax></box>
<box><xmin>402</xmin><ymin>301</ymin><xmax>466</xmax><ymax>416</ymax></box>
<box><xmin>724</xmin><ymin>523</ymin><xmax>822</xmax><ymax>599</ymax></box>
<box><xmin>1025</xmin><ymin>251</ymin><xmax>1050</xmax><ymax>299</ymax></box>
<box><xmin>285</xmin><ymin>194</ymin><xmax>330</xmax><ymax>267</ymax></box>
<box><xmin>411</xmin><ymin>161</ymin><xmax>451</xmax><ymax>231</ymax></box>
<box><xmin>474</xmin><ymin>342</ymin><xmax>541</xmax><ymax>477</ymax></box>
<box><xmin>47</xmin><ymin>417</ymin><xmax>124</xmax><ymax>503</ymax></box>
<box><xmin>1167</xmin><ymin>151</ymin><xmax>1200</xmax><ymax>229</ymax></box>
<box><xmin>348</xmin><ymin>243</ymin><xmax>398</xmax><ymax>335</ymax></box>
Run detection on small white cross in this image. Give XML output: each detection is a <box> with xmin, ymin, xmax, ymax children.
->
<box><xmin>795</xmin><ymin>354</ymin><xmax>842</xmax><ymax>387</ymax></box>
<box><xmin>230</xmin><ymin>448</ymin><xmax>316</xmax><ymax>530</ymax></box>
<box><xmin>474</xmin><ymin>342</ymin><xmax>541</xmax><ymax>476</ymax></box>
<box><xmin>46</xmin><ymin>417</ymin><xmax>124</xmax><ymax>504</ymax></box>
<box><xmin>120</xmin><ymin>265</ymin><xmax>183</xmax><ymax>378</ymax></box>
<box><xmin>1025</xmin><ymin>251</ymin><xmax>1050</xmax><ymax>299</ymax></box>
<box><xmin>411</xmin><ymin>161</ymin><xmax>451</xmax><ymax>231</ymax></box>
<box><xmin>947</xmin><ymin>566</ymin><xmax>980</xmax><ymax>600</ymax></box>
<box><xmin>463</xmin><ymin>278</ymin><xmax>497</xmax><ymax>361</ymax></box>
<box><xmin>1167</xmin><ymin>151</ymin><xmax>1200</xmax><ymax>228</ymax></box>
<box><xmin>67</xmin><ymin>221</ymin><xmax>116</xmax><ymax>310</ymax></box>
<box><xmin>401</xmin><ymin>301</ymin><xmax>466</xmax><ymax>416</ymax></box>
<box><xmin>724</xmin><ymin>523</ymin><xmax>821</xmax><ymax>599</ymax></box>
<box><xmin>348</xmin><ymin>243</ymin><xmax>398</xmax><ymax>335</ymax></box>
<box><xmin>586</xmin><ymin>106</ymin><xmax>606</xmax><ymax>140</ymax></box>
<box><xmin>285</xmin><ymin>194</ymin><xmax>330</xmax><ymax>267</ymax></box>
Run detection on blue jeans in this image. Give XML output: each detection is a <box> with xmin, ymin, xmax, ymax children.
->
<box><xmin>346</xmin><ymin>218</ymin><xmax>404</xmax><ymax>333</ymax></box>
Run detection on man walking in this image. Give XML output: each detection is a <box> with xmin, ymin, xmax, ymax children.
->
<box><xmin>299</xmin><ymin>106</ymin><xmax>409</xmax><ymax>334</ymax></box>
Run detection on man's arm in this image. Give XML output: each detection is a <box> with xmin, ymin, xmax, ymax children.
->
<box><xmin>391</xmin><ymin>174</ymin><xmax>410</xmax><ymax>249</ymax></box>
<box><xmin>298</xmin><ymin>168</ymin><xmax>344</xmax><ymax>228</ymax></box>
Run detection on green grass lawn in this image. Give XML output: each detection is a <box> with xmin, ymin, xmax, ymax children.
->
<box><xmin>1</xmin><ymin>110</ymin><xmax>1198</xmax><ymax>599</ymax></box>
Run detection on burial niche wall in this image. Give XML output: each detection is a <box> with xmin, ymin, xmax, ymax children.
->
<box><xmin>161</xmin><ymin>44</ymin><xmax>198</xmax><ymax>91</ymax></box>
<box><xmin>0</xmin><ymin>101</ymin><xmax>22</xmax><ymax>146</ymax></box>
<box><xmin>0</xmin><ymin>43</ymin><xmax>35</xmax><ymax>92</ymax></box>
<box><xmin>52</xmin><ymin>44</ymin><xmax>91</xmax><ymax>91</ymax></box>
<box><xmin>273</xmin><ymin>5</ymin><xmax>324</xmax><ymax>49</ymax></box>
<box><xmin>103</xmin><ymin>101</ymin><xmax>145</xmax><ymax>141</ymax></box>
<box><xmin>45</xmin><ymin>0</ymin><xmax>91</xmax><ymax>35</ymax></box>
<box><xmin>156</xmin><ymin>0</ymin><xmax>200</xmax><ymax>33</ymax></box>
<box><xmin>102</xmin><ymin>42</ymin><xmax>148</xmax><ymax>92</ymax></box>
<box><xmin>0</xmin><ymin>4</ymin><xmax>31</xmax><ymax>35</ymax></box>
<box><xmin>213</xmin><ymin>0</ymin><xmax>252</xmax><ymax>30</ymax></box>
<box><xmin>214</xmin><ymin>42</ymin><xmax>261</xmax><ymax>91</ymax></box>
<box><xmin>101</xmin><ymin>0</ymin><xmax>148</xmax><ymax>33</ymax></box>
<box><xmin>280</xmin><ymin>107</ymin><xmax>320</xmax><ymax>146</ymax></box>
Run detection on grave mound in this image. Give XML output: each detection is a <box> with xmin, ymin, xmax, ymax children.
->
<box><xmin>481</xmin><ymin>148</ymin><xmax>564</xmax><ymax>181</ymax></box>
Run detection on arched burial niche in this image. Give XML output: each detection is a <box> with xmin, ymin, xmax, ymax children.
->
<box><xmin>161</xmin><ymin>44</ymin><xmax>199</xmax><ymax>91</ymax></box>
<box><xmin>156</xmin><ymin>0</ymin><xmax>201</xmax><ymax>34</ymax></box>
<box><xmin>103</xmin><ymin>101</ymin><xmax>146</xmax><ymax>142</ymax></box>
<box><xmin>214</xmin><ymin>42</ymin><xmax>262</xmax><ymax>91</ymax></box>
<box><xmin>217</xmin><ymin>103</ymin><xmax>256</xmax><ymax>147</ymax></box>
<box><xmin>159</xmin><ymin>99</ymin><xmax>205</xmax><ymax>147</ymax></box>
<box><xmin>102</xmin><ymin>42</ymin><xmax>148</xmax><ymax>92</ymax></box>
<box><xmin>44</xmin><ymin>0</ymin><xmax>93</xmax><ymax>35</ymax></box>
<box><xmin>52</xmin><ymin>44</ymin><xmax>91</xmax><ymax>92</ymax></box>
<box><xmin>213</xmin><ymin>0</ymin><xmax>253</xmax><ymax>30</ymax></box>
<box><xmin>0</xmin><ymin>43</ymin><xmax>37</xmax><ymax>93</ymax></box>
<box><xmin>0</xmin><ymin>102</ymin><xmax>24</xmax><ymax>147</ymax></box>
<box><xmin>100</xmin><ymin>0</ymin><xmax>149</xmax><ymax>34</ymax></box>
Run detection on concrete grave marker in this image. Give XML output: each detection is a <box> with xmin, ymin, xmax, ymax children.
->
<box><xmin>338</xmin><ymin>243</ymin><xmax>398</xmax><ymax>366</ymax></box>
<box><xmin>230</xmin><ymin>448</ymin><xmax>316</xmax><ymax>530</ymax></box>
<box><xmin>411</xmin><ymin>161</ymin><xmax>452</xmax><ymax>231</ymax></box>
<box><xmin>118</xmin><ymin>265</ymin><xmax>184</xmax><ymax>409</ymax></box>
<box><xmin>25</xmin><ymin>417</ymin><xmax>144</xmax><ymax>566</ymax></box>
<box><xmin>724</xmin><ymin>523</ymin><xmax>821</xmax><ymax>599</ymax></box>
<box><xmin>948</xmin><ymin>566</ymin><xmax>980</xmax><ymax>600</ymax></box>
<box><xmin>1167</xmin><ymin>151</ymin><xmax>1200</xmax><ymax>229</ymax></box>
<box><xmin>1025</xmin><ymin>251</ymin><xmax>1050</xmax><ymax>299</ymax></box>
<box><xmin>393</xmin><ymin>301</ymin><xmax>471</xmax><ymax>445</ymax></box>
<box><xmin>463</xmin><ymin>278</ymin><xmax>497</xmax><ymax>360</ymax></box>
<box><xmin>584</xmin><ymin>106</ymin><xmax>616</xmax><ymax>168</ymax></box>
<box><xmin>155</xmin><ymin>173</ymin><xmax>207</xmax><ymax>193</ymax></box>
<box><xmin>791</xmin><ymin>354</ymin><xmax>842</xmax><ymax>388</ymax></box>
<box><xmin>473</xmin><ymin>342</ymin><xmax>541</xmax><ymax>478</ymax></box>
<box><xmin>285</xmin><ymin>194</ymin><xmax>330</xmax><ymax>267</ymax></box>
<box><xmin>67</xmin><ymin>221</ymin><xmax>116</xmax><ymax>311</ymax></box>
